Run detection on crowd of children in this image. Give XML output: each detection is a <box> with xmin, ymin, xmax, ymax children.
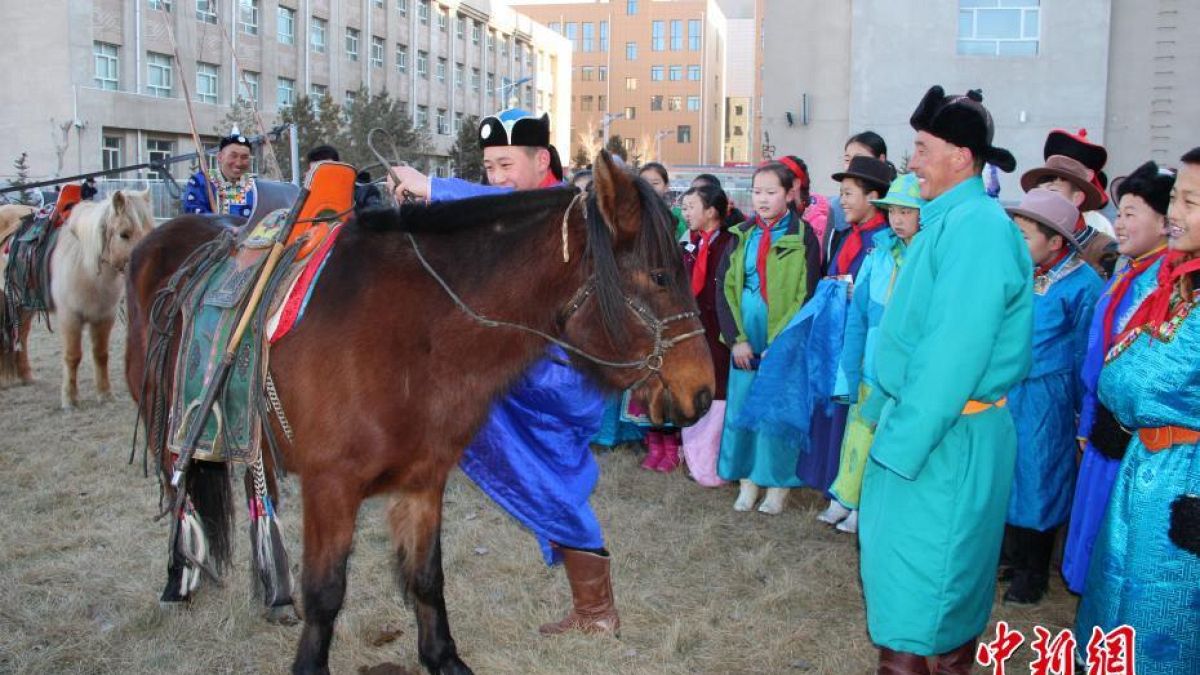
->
<box><xmin>581</xmin><ymin>86</ymin><xmax>1199</xmax><ymax>674</ymax></box>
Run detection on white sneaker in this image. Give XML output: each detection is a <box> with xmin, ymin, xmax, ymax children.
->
<box><xmin>816</xmin><ymin>500</ymin><xmax>851</xmax><ymax>525</ymax></box>
<box><xmin>835</xmin><ymin>509</ymin><xmax>858</xmax><ymax>534</ymax></box>
<box><xmin>733</xmin><ymin>480</ymin><xmax>760</xmax><ymax>512</ymax></box>
<box><xmin>757</xmin><ymin>488</ymin><xmax>789</xmax><ymax>515</ymax></box>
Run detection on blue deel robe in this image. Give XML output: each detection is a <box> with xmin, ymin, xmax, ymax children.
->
<box><xmin>432</xmin><ymin>176</ymin><xmax>608</xmax><ymax>565</ymax></box>
<box><xmin>182</xmin><ymin>170</ymin><xmax>256</xmax><ymax>218</ymax></box>
<box><xmin>1062</xmin><ymin>253</ymin><xmax>1165</xmax><ymax>593</ymax></box>
<box><xmin>859</xmin><ymin>177</ymin><xmax>1033</xmax><ymax>655</ymax></box>
<box><xmin>1075</xmin><ymin>288</ymin><xmax>1200</xmax><ymax>675</ymax></box>
<box><xmin>1006</xmin><ymin>254</ymin><xmax>1102</xmax><ymax>530</ymax></box>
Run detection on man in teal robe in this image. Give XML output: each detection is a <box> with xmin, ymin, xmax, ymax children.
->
<box><xmin>858</xmin><ymin>87</ymin><xmax>1033</xmax><ymax>674</ymax></box>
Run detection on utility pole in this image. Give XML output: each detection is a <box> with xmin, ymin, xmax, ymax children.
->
<box><xmin>602</xmin><ymin>111</ymin><xmax>625</xmax><ymax>147</ymax></box>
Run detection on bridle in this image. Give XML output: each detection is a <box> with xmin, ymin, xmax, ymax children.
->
<box><xmin>403</xmin><ymin>195</ymin><xmax>705</xmax><ymax>390</ymax></box>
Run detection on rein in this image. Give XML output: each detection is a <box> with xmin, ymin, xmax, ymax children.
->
<box><xmin>402</xmin><ymin>198</ymin><xmax>704</xmax><ymax>385</ymax></box>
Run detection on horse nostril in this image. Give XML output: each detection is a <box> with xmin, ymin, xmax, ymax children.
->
<box><xmin>694</xmin><ymin>388</ymin><xmax>713</xmax><ymax>418</ymax></box>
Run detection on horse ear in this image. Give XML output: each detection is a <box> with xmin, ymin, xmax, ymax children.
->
<box><xmin>111</xmin><ymin>190</ymin><xmax>126</xmax><ymax>213</ymax></box>
<box><xmin>591</xmin><ymin>150</ymin><xmax>640</xmax><ymax>243</ymax></box>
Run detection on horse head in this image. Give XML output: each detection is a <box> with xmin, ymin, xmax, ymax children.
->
<box><xmin>96</xmin><ymin>189</ymin><xmax>155</xmax><ymax>273</ymax></box>
<box><xmin>563</xmin><ymin>151</ymin><xmax>714</xmax><ymax>426</ymax></box>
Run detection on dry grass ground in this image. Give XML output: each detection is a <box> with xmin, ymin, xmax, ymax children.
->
<box><xmin>1</xmin><ymin>322</ymin><xmax>1077</xmax><ymax>675</ymax></box>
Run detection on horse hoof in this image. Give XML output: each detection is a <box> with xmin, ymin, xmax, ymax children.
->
<box><xmin>264</xmin><ymin>604</ymin><xmax>300</xmax><ymax>626</ymax></box>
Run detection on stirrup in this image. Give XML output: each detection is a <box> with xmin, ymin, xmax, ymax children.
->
<box><xmin>287</xmin><ymin>161</ymin><xmax>357</xmax><ymax>259</ymax></box>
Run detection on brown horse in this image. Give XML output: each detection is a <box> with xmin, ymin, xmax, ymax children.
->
<box><xmin>124</xmin><ymin>152</ymin><xmax>714</xmax><ymax>675</ymax></box>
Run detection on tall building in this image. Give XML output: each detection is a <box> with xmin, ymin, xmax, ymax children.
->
<box><xmin>756</xmin><ymin>0</ymin><xmax>1200</xmax><ymax>197</ymax></box>
<box><xmin>722</xmin><ymin>15</ymin><xmax>753</xmax><ymax>165</ymax></box>
<box><xmin>0</xmin><ymin>0</ymin><xmax>571</xmax><ymax>182</ymax></box>
<box><xmin>510</xmin><ymin>0</ymin><xmax>727</xmax><ymax>168</ymax></box>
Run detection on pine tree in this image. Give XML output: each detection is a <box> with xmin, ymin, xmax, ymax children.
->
<box><xmin>278</xmin><ymin>94</ymin><xmax>343</xmax><ymax>176</ymax></box>
<box><xmin>449</xmin><ymin>115</ymin><xmax>483</xmax><ymax>182</ymax></box>
<box><xmin>605</xmin><ymin>135</ymin><xmax>628</xmax><ymax>162</ymax></box>
<box><xmin>10</xmin><ymin>152</ymin><xmax>35</xmax><ymax>206</ymax></box>
<box><xmin>571</xmin><ymin>145</ymin><xmax>590</xmax><ymax>170</ymax></box>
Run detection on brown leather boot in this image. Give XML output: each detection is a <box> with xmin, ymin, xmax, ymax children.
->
<box><xmin>538</xmin><ymin>546</ymin><xmax>620</xmax><ymax>637</ymax></box>
<box><xmin>878</xmin><ymin>648</ymin><xmax>932</xmax><ymax>675</ymax></box>
<box><xmin>932</xmin><ymin>639</ymin><xmax>977</xmax><ymax>675</ymax></box>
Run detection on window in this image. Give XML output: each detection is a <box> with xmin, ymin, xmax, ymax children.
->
<box><xmin>486</xmin><ymin>73</ymin><xmax>495</xmax><ymax>96</ymax></box>
<box><xmin>194</xmin><ymin>60</ymin><xmax>218</xmax><ymax>102</ymax></box>
<box><xmin>437</xmin><ymin>6</ymin><xmax>447</xmax><ymax>31</ymax></box>
<box><xmin>625</xmin><ymin>41</ymin><xmax>636</xmax><ymax>60</ymax></box>
<box><xmin>668</xmin><ymin>95</ymin><xmax>681</xmax><ymax>111</ymax></box>
<box><xmin>344</xmin><ymin>89</ymin><xmax>357</xmax><ymax>107</ymax></box>
<box><xmin>624</xmin><ymin>106</ymin><xmax>636</xmax><ymax>120</ymax></box>
<box><xmin>396</xmin><ymin>44</ymin><xmax>408</xmax><ymax>73</ymax></box>
<box><xmin>147</xmin><ymin>139</ymin><xmax>174</xmax><ymax>180</ymax></box>
<box><xmin>453</xmin><ymin>112</ymin><xmax>463</xmax><ymax>134</ymax></box>
<box><xmin>149</xmin><ymin>0</ymin><xmax>171</xmax><ymax>10</ymax></box>
<box><xmin>373</xmin><ymin>0</ymin><xmax>384</xmax><ymax>7</ymax></box>
<box><xmin>649</xmin><ymin>95</ymin><xmax>662</xmax><ymax>111</ymax></box>
<box><xmin>436</xmin><ymin>108</ymin><xmax>448</xmax><ymax>135</ymax></box>
<box><xmin>310</xmin><ymin>83</ymin><xmax>327</xmax><ymax>99</ymax></box>
<box><xmin>311</xmin><ymin>17</ymin><xmax>327</xmax><ymax>53</ymax></box>
<box><xmin>436</xmin><ymin>57</ymin><xmax>446</xmax><ymax>82</ymax></box>
<box><xmin>623</xmin><ymin>137</ymin><xmax>636</xmax><ymax>153</ymax></box>
<box><xmin>687</xmin><ymin>65</ymin><xmax>701</xmax><ymax>81</ymax></box>
<box><xmin>687</xmin><ymin>95</ymin><xmax>700</xmax><ymax>112</ymax></box>
<box><xmin>650</xmin><ymin>66</ymin><xmax>663</xmax><ymax>81</ymax></box>
<box><xmin>582</xmin><ymin>22</ymin><xmax>594</xmax><ymax>52</ymax></box>
<box><xmin>277</xmin><ymin>6</ymin><xmax>295</xmax><ymax>44</ymax></box>
<box><xmin>102</xmin><ymin>136</ymin><xmax>122</xmax><ymax>171</ymax></box>
<box><xmin>418</xmin><ymin>0</ymin><xmax>429</xmax><ymax>25</ymax></box>
<box><xmin>146</xmin><ymin>52</ymin><xmax>173</xmax><ymax>97</ymax></box>
<box><xmin>626</xmin><ymin>0</ymin><xmax>637</xmax><ymax>15</ymax></box>
<box><xmin>487</xmin><ymin>32</ymin><xmax>495</xmax><ymax>52</ymax></box>
<box><xmin>456</xmin><ymin>16</ymin><xmax>465</xmax><ymax>39</ymax></box>
<box><xmin>670</xmin><ymin>20</ymin><xmax>682</xmax><ymax>51</ymax></box>
<box><xmin>417</xmin><ymin>50</ymin><xmax>428</xmax><ymax>78</ymax></box>
<box><xmin>598</xmin><ymin>94</ymin><xmax>606</xmax><ymax>111</ymax></box>
<box><xmin>957</xmin><ymin>0</ymin><xmax>1040</xmax><ymax>56</ymax></box>
<box><xmin>416</xmin><ymin>105</ymin><xmax>428</xmax><ymax>129</ymax></box>
<box><xmin>600</xmin><ymin>21</ymin><xmax>608</xmax><ymax>51</ymax></box>
<box><xmin>196</xmin><ymin>0</ymin><xmax>216</xmax><ymax>23</ymax></box>
<box><xmin>550</xmin><ymin>22</ymin><xmax>560</xmax><ymax>34</ymax></box>
<box><xmin>651</xmin><ymin>21</ymin><xmax>663</xmax><ymax>51</ymax></box>
<box><xmin>564</xmin><ymin>23</ymin><xmax>577</xmax><ymax>51</ymax></box>
<box><xmin>471</xmin><ymin>67</ymin><xmax>480</xmax><ymax>91</ymax></box>
<box><xmin>733</xmin><ymin>125</ymin><xmax>744</xmax><ymax>136</ymax></box>
<box><xmin>581</xmin><ymin>66</ymin><xmax>594</xmax><ymax>81</ymax></box>
<box><xmin>580</xmin><ymin>95</ymin><xmax>594</xmax><ymax>111</ymax></box>
<box><xmin>240</xmin><ymin>70</ymin><xmax>260</xmax><ymax>105</ymax></box>
<box><xmin>689</xmin><ymin>19</ymin><xmax>701</xmax><ymax>51</ymax></box>
<box><xmin>397</xmin><ymin>0</ymin><xmax>407</xmax><ymax>16</ymax></box>
<box><xmin>677</xmin><ymin>125</ymin><xmax>692</xmax><ymax>143</ymax></box>
<box><xmin>93</xmin><ymin>42</ymin><xmax>119</xmax><ymax>90</ymax></box>
<box><xmin>370</xmin><ymin>36</ymin><xmax>384</xmax><ymax>67</ymax></box>
<box><xmin>735</xmin><ymin>104</ymin><xmax>744</xmax><ymax>115</ymax></box>
<box><xmin>239</xmin><ymin>0</ymin><xmax>259</xmax><ymax>35</ymax></box>
<box><xmin>668</xmin><ymin>65</ymin><xmax>682</xmax><ymax>81</ymax></box>
<box><xmin>598</xmin><ymin>66</ymin><xmax>607</xmax><ymax>81</ymax></box>
<box><xmin>625</xmin><ymin>77</ymin><xmax>636</xmax><ymax>91</ymax></box>
<box><xmin>276</xmin><ymin>76</ymin><xmax>295</xmax><ymax>109</ymax></box>
<box><xmin>345</xmin><ymin>28</ymin><xmax>359</xmax><ymax>61</ymax></box>
<box><xmin>472</xmin><ymin>22</ymin><xmax>481</xmax><ymax>44</ymax></box>
<box><xmin>502</xmin><ymin>36</ymin><xmax>509</xmax><ymax>57</ymax></box>
<box><xmin>454</xmin><ymin>62</ymin><xmax>464</xmax><ymax>88</ymax></box>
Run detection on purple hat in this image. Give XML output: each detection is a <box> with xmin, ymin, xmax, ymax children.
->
<box><xmin>1006</xmin><ymin>188</ymin><xmax>1081</xmax><ymax>250</ymax></box>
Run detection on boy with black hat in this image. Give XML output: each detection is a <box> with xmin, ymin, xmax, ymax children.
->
<box><xmin>1001</xmin><ymin>188</ymin><xmax>1103</xmax><ymax>606</ymax></box>
<box><xmin>857</xmin><ymin>86</ymin><xmax>1033</xmax><ymax>674</ymax></box>
<box><xmin>182</xmin><ymin>127</ymin><xmax>257</xmax><ymax>218</ymax></box>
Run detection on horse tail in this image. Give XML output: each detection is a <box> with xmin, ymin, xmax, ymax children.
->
<box><xmin>184</xmin><ymin>460</ymin><xmax>235</xmax><ymax>574</ymax></box>
<box><xmin>0</xmin><ymin>297</ymin><xmax>18</xmax><ymax>384</ymax></box>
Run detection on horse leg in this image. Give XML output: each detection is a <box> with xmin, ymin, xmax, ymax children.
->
<box><xmin>16</xmin><ymin>309</ymin><xmax>33</xmax><ymax>384</ymax></box>
<box><xmin>59</xmin><ymin>313</ymin><xmax>83</xmax><ymax>410</ymax></box>
<box><xmin>292</xmin><ymin>476</ymin><xmax>362</xmax><ymax>675</ymax></box>
<box><xmin>389</xmin><ymin>487</ymin><xmax>472</xmax><ymax>675</ymax></box>
<box><xmin>91</xmin><ymin>317</ymin><xmax>114</xmax><ymax>400</ymax></box>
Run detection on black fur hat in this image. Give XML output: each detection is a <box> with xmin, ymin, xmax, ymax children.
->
<box><xmin>478</xmin><ymin>108</ymin><xmax>550</xmax><ymax>149</ymax></box>
<box><xmin>1169</xmin><ymin>494</ymin><xmax>1200</xmax><ymax>558</ymax></box>
<box><xmin>909</xmin><ymin>86</ymin><xmax>1016</xmax><ymax>173</ymax></box>
<box><xmin>1113</xmin><ymin>160</ymin><xmax>1176</xmax><ymax>216</ymax></box>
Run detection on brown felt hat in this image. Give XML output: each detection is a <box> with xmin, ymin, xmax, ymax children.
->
<box><xmin>1007</xmin><ymin>188</ymin><xmax>1082</xmax><ymax>250</ymax></box>
<box><xmin>1020</xmin><ymin>155</ymin><xmax>1104</xmax><ymax>212</ymax></box>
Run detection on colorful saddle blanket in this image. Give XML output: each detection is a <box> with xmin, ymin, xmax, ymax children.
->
<box><xmin>166</xmin><ymin>210</ymin><xmax>344</xmax><ymax>463</ymax></box>
<box><xmin>4</xmin><ymin>211</ymin><xmax>60</xmax><ymax>313</ymax></box>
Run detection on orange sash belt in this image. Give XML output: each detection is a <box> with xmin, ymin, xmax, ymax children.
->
<box><xmin>962</xmin><ymin>397</ymin><xmax>1007</xmax><ymax>415</ymax></box>
<box><xmin>1138</xmin><ymin>426</ymin><xmax>1200</xmax><ymax>452</ymax></box>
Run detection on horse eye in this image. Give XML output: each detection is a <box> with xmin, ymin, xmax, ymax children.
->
<box><xmin>650</xmin><ymin>270</ymin><xmax>669</xmax><ymax>287</ymax></box>
<box><xmin>119</xmin><ymin>232</ymin><xmax>131</xmax><ymax>240</ymax></box>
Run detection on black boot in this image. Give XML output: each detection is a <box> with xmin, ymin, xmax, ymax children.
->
<box><xmin>1003</xmin><ymin>526</ymin><xmax>1056</xmax><ymax>605</ymax></box>
<box><xmin>997</xmin><ymin>525</ymin><xmax>1018</xmax><ymax>582</ymax></box>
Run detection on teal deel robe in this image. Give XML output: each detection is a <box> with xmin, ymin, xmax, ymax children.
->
<box><xmin>859</xmin><ymin>176</ymin><xmax>1033</xmax><ymax>655</ymax></box>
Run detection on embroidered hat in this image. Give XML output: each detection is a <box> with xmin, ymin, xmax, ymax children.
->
<box><xmin>1110</xmin><ymin>160</ymin><xmax>1176</xmax><ymax>216</ymax></box>
<box><xmin>1020</xmin><ymin>154</ymin><xmax>1105</xmax><ymax>212</ymax></box>
<box><xmin>871</xmin><ymin>172</ymin><xmax>926</xmax><ymax>210</ymax></box>
<box><xmin>218</xmin><ymin>125</ymin><xmax>252</xmax><ymax>151</ymax></box>
<box><xmin>478</xmin><ymin>108</ymin><xmax>550</xmax><ymax>149</ymax></box>
<box><xmin>831</xmin><ymin>155</ymin><xmax>895</xmax><ymax>196</ymax></box>
<box><xmin>1007</xmin><ymin>188</ymin><xmax>1082</xmax><ymax>250</ymax></box>
<box><xmin>909</xmin><ymin>86</ymin><xmax>1016</xmax><ymax>173</ymax></box>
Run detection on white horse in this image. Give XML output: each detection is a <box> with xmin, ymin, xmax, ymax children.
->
<box><xmin>0</xmin><ymin>190</ymin><xmax>154</xmax><ymax>408</ymax></box>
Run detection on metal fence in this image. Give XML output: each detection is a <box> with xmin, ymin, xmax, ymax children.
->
<box><xmin>93</xmin><ymin>178</ymin><xmax>183</xmax><ymax>223</ymax></box>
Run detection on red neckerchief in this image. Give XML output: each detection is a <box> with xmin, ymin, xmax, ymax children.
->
<box><xmin>1100</xmin><ymin>247</ymin><xmax>1167</xmax><ymax>351</ymax></box>
<box><xmin>835</xmin><ymin>211</ymin><xmax>887</xmax><ymax>276</ymax></box>
<box><xmin>754</xmin><ymin>212</ymin><xmax>787</xmax><ymax>302</ymax></box>
<box><xmin>1114</xmin><ymin>250</ymin><xmax>1200</xmax><ymax>345</ymax></box>
<box><xmin>1035</xmin><ymin>248</ymin><xmax>1072</xmax><ymax>278</ymax></box>
<box><xmin>537</xmin><ymin>171</ymin><xmax>559</xmax><ymax>189</ymax></box>
<box><xmin>690</xmin><ymin>229</ymin><xmax>718</xmax><ymax>297</ymax></box>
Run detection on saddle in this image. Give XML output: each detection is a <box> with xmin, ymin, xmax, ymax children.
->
<box><xmin>1</xmin><ymin>184</ymin><xmax>83</xmax><ymax>340</ymax></box>
<box><xmin>166</xmin><ymin>162</ymin><xmax>356</xmax><ymax>464</ymax></box>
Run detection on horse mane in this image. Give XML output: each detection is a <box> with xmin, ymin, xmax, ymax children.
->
<box><xmin>354</xmin><ymin>186</ymin><xmax>577</xmax><ymax>234</ymax></box>
<box><xmin>68</xmin><ymin>190</ymin><xmax>155</xmax><ymax>276</ymax></box>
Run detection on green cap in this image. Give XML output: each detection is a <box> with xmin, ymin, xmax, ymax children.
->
<box><xmin>871</xmin><ymin>172</ymin><xmax>926</xmax><ymax>210</ymax></box>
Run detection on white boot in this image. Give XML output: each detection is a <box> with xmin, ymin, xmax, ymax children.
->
<box><xmin>816</xmin><ymin>499</ymin><xmax>851</xmax><ymax>525</ymax></box>
<box><xmin>733</xmin><ymin>480</ymin><xmax>760</xmax><ymax>512</ymax></box>
<box><xmin>757</xmin><ymin>488</ymin><xmax>789</xmax><ymax>515</ymax></box>
<box><xmin>835</xmin><ymin>509</ymin><xmax>859</xmax><ymax>534</ymax></box>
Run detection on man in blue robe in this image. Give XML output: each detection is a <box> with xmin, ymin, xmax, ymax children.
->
<box><xmin>182</xmin><ymin>129</ymin><xmax>257</xmax><ymax>218</ymax></box>
<box><xmin>389</xmin><ymin>108</ymin><xmax>618</xmax><ymax>636</ymax></box>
